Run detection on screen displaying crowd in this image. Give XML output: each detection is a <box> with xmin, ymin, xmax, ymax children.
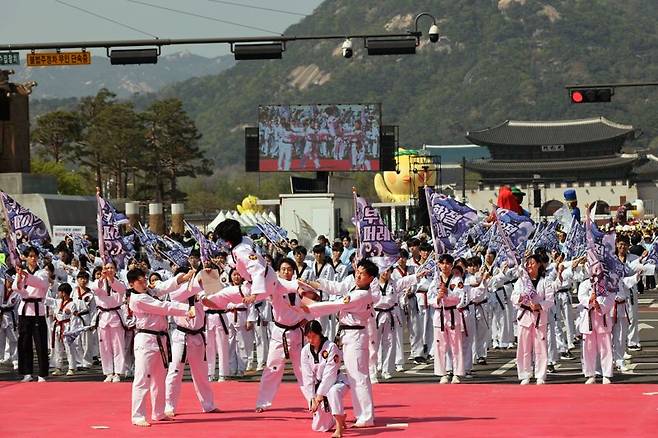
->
<box><xmin>258</xmin><ymin>104</ymin><xmax>381</xmax><ymax>172</ymax></box>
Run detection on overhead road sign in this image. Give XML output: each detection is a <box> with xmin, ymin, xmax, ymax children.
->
<box><xmin>27</xmin><ymin>51</ymin><xmax>91</xmax><ymax>67</ymax></box>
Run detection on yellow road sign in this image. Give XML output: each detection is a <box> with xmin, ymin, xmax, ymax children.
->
<box><xmin>27</xmin><ymin>51</ymin><xmax>91</xmax><ymax>67</ymax></box>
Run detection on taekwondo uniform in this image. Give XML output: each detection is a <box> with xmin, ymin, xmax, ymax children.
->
<box><xmin>45</xmin><ymin>296</ymin><xmax>79</xmax><ymax>373</ymax></box>
<box><xmin>460</xmin><ymin>273</ymin><xmax>488</xmax><ymax>373</ymax></box>
<box><xmin>165</xmin><ymin>279</ymin><xmax>217</xmax><ymax>415</ymax></box>
<box><xmin>314</xmin><ymin>279</ymin><xmax>376</xmax><ymax>427</ymax></box>
<box><xmin>576</xmin><ymin>279</ymin><xmax>614</xmax><ymax>381</ymax></box>
<box><xmin>429</xmin><ymin>274</ymin><xmax>466</xmax><ymax>381</ymax></box>
<box><xmin>73</xmin><ymin>285</ymin><xmax>97</xmax><ymax>368</ymax></box>
<box><xmin>612</xmin><ymin>264</ymin><xmax>641</xmax><ymax>370</ymax></box>
<box><xmin>129</xmin><ymin>277</ymin><xmax>190</xmax><ymax>425</ymax></box>
<box><xmin>198</xmin><ymin>269</ymin><xmax>229</xmax><ymax>381</ymax></box>
<box><xmin>511</xmin><ymin>274</ymin><xmax>555</xmax><ymax>383</ymax></box>
<box><xmin>391</xmin><ymin>263</ymin><xmax>415</xmax><ymax>369</ymax></box>
<box><xmin>301</xmin><ymin>338</ymin><xmax>349</xmax><ymax>432</ymax></box>
<box><xmin>466</xmin><ymin>271</ymin><xmax>490</xmax><ymax>364</ymax></box>
<box><xmin>226</xmin><ymin>285</ymin><xmax>251</xmax><ymax>376</ymax></box>
<box><xmin>0</xmin><ymin>284</ymin><xmax>19</xmax><ymax>369</ymax></box>
<box><xmin>13</xmin><ymin>267</ymin><xmax>50</xmax><ymax>379</ymax></box>
<box><xmin>302</xmin><ymin>261</ymin><xmax>336</xmax><ymax>338</ymax></box>
<box><xmin>488</xmin><ymin>264</ymin><xmax>516</xmax><ymax>349</ymax></box>
<box><xmin>248</xmin><ymin>300</ymin><xmax>271</xmax><ymax>371</ymax></box>
<box><xmin>92</xmin><ymin>277</ymin><xmax>127</xmax><ymax>378</ymax></box>
<box><xmin>373</xmin><ymin>274</ymin><xmax>418</xmax><ymax>378</ymax></box>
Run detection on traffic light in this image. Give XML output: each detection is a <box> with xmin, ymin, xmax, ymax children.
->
<box><xmin>569</xmin><ymin>87</ymin><xmax>613</xmax><ymax>103</ymax></box>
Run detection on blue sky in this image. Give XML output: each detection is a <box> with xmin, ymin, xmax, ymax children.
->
<box><xmin>3</xmin><ymin>0</ymin><xmax>323</xmax><ymax>58</ymax></box>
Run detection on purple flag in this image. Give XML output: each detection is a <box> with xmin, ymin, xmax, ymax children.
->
<box><xmin>425</xmin><ymin>187</ymin><xmax>478</xmax><ymax>254</ymax></box>
<box><xmin>354</xmin><ymin>194</ymin><xmax>399</xmax><ymax>270</ymax></box>
<box><xmin>1</xmin><ymin>191</ymin><xmax>50</xmax><ymax>266</ymax></box>
<box><xmin>96</xmin><ymin>192</ymin><xmax>129</xmax><ymax>263</ymax></box>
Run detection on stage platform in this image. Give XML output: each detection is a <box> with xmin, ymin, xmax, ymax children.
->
<box><xmin>2</xmin><ymin>381</ymin><xmax>657</xmax><ymax>437</ymax></box>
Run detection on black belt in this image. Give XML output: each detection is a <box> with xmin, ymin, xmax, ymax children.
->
<box><xmin>206</xmin><ymin>309</ymin><xmax>229</xmax><ymax>335</ymax></box>
<box><xmin>439</xmin><ymin>305</ymin><xmax>457</xmax><ymax>332</ymax></box>
<box><xmin>95</xmin><ymin>305</ymin><xmax>125</xmax><ymax>330</ymax></box>
<box><xmin>519</xmin><ymin>304</ymin><xmax>541</xmax><ymax>328</ymax></box>
<box><xmin>0</xmin><ymin>307</ymin><xmax>16</xmax><ymax>330</ymax></box>
<box><xmin>588</xmin><ymin>307</ymin><xmax>607</xmax><ymax>331</ymax></box>
<box><xmin>494</xmin><ymin>288</ymin><xmax>507</xmax><ymax>309</ymax></box>
<box><xmin>21</xmin><ymin>298</ymin><xmax>42</xmax><ymax>317</ymax></box>
<box><xmin>175</xmin><ymin>323</ymin><xmax>207</xmax><ymax>363</ymax></box>
<box><xmin>136</xmin><ymin>329</ymin><xmax>172</xmax><ymax>369</ymax></box>
<box><xmin>314</xmin><ymin>380</ymin><xmax>331</xmax><ymax>412</ymax></box>
<box><xmin>375</xmin><ymin>306</ymin><xmax>395</xmax><ymax>329</ymax></box>
<box><xmin>76</xmin><ymin>309</ymin><xmax>90</xmax><ymax>326</ymax></box>
<box><xmin>557</xmin><ymin>288</ymin><xmax>571</xmax><ymax>294</ymax></box>
<box><xmin>274</xmin><ymin>320</ymin><xmax>304</xmax><ymax>359</ymax></box>
<box><xmin>334</xmin><ymin>324</ymin><xmax>365</xmax><ymax>348</ymax></box>
<box><xmin>230</xmin><ymin>307</ymin><xmax>247</xmax><ymax>324</ymax></box>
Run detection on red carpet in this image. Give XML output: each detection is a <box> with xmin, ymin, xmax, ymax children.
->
<box><xmin>1</xmin><ymin>381</ymin><xmax>657</xmax><ymax>437</ymax></box>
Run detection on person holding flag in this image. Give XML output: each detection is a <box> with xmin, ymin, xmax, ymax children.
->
<box><xmin>576</xmin><ymin>259</ymin><xmax>615</xmax><ymax>384</ymax></box>
<box><xmin>511</xmin><ymin>254</ymin><xmax>555</xmax><ymax>385</ymax></box>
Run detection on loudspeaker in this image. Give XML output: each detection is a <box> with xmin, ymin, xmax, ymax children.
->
<box><xmin>533</xmin><ymin>188</ymin><xmax>542</xmax><ymax>209</ymax></box>
<box><xmin>380</xmin><ymin>125</ymin><xmax>397</xmax><ymax>171</ymax></box>
<box><xmin>416</xmin><ymin>187</ymin><xmax>430</xmax><ymax>227</ymax></box>
<box><xmin>0</xmin><ymin>95</ymin><xmax>10</xmax><ymax>121</ymax></box>
<box><xmin>245</xmin><ymin>127</ymin><xmax>259</xmax><ymax>172</ymax></box>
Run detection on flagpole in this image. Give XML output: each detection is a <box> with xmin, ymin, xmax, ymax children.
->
<box><xmin>352</xmin><ymin>187</ymin><xmax>361</xmax><ymax>262</ymax></box>
<box><xmin>423</xmin><ymin>185</ymin><xmax>442</xmax><ymax>256</ymax></box>
<box><xmin>96</xmin><ymin>187</ymin><xmax>107</xmax><ymax>264</ymax></box>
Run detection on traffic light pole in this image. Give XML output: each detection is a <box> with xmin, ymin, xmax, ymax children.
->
<box><xmin>566</xmin><ymin>81</ymin><xmax>658</xmax><ymax>89</ymax></box>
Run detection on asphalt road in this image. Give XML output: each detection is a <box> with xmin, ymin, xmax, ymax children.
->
<box><xmin>2</xmin><ymin>289</ymin><xmax>657</xmax><ymax>384</ymax></box>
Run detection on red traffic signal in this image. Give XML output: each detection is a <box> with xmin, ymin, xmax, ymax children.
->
<box><xmin>569</xmin><ymin>88</ymin><xmax>613</xmax><ymax>103</ymax></box>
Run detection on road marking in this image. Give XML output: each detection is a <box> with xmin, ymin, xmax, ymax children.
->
<box><xmin>386</xmin><ymin>423</ymin><xmax>409</xmax><ymax>428</ymax></box>
<box><xmin>643</xmin><ymin>392</ymin><xmax>658</xmax><ymax>396</ymax></box>
<box><xmin>639</xmin><ymin>299</ymin><xmax>654</xmax><ymax>304</ymax></box>
<box><xmin>650</xmin><ymin>303</ymin><xmax>658</xmax><ymax>308</ymax></box>
<box><xmin>491</xmin><ymin>359</ymin><xmax>516</xmax><ymax>375</ymax></box>
<box><xmin>403</xmin><ymin>363</ymin><xmax>430</xmax><ymax>374</ymax></box>
<box><xmin>639</xmin><ymin>323</ymin><xmax>654</xmax><ymax>331</ymax></box>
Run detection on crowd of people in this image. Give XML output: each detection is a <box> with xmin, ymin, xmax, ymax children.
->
<box><xmin>0</xmin><ymin>209</ymin><xmax>655</xmax><ymax>434</ymax></box>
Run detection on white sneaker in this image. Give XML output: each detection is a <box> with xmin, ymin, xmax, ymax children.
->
<box><xmin>623</xmin><ymin>352</ymin><xmax>632</xmax><ymax>360</ymax></box>
<box><xmin>21</xmin><ymin>374</ymin><xmax>33</xmax><ymax>382</ymax></box>
<box><xmin>103</xmin><ymin>375</ymin><xmax>113</xmax><ymax>383</ymax></box>
<box><xmin>439</xmin><ymin>376</ymin><xmax>450</xmax><ymax>384</ymax></box>
<box><xmin>370</xmin><ymin>376</ymin><xmax>379</xmax><ymax>384</ymax></box>
<box><xmin>112</xmin><ymin>374</ymin><xmax>121</xmax><ymax>383</ymax></box>
<box><xmin>520</xmin><ymin>378</ymin><xmax>530</xmax><ymax>385</ymax></box>
<box><xmin>66</xmin><ymin>369</ymin><xmax>75</xmax><ymax>376</ymax></box>
<box><xmin>395</xmin><ymin>365</ymin><xmax>404</xmax><ymax>372</ymax></box>
<box><xmin>217</xmin><ymin>376</ymin><xmax>226</xmax><ymax>382</ymax></box>
<box><xmin>536</xmin><ymin>379</ymin><xmax>545</xmax><ymax>385</ymax></box>
<box><xmin>382</xmin><ymin>372</ymin><xmax>393</xmax><ymax>380</ymax></box>
<box><xmin>585</xmin><ymin>377</ymin><xmax>596</xmax><ymax>384</ymax></box>
<box><xmin>620</xmin><ymin>364</ymin><xmax>630</xmax><ymax>373</ymax></box>
<box><xmin>451</xmin><ymin>375</ymin><xmax>461</xmax><ymax>384</ymax></box>
<box><xmin>37</xmin><ymin>376</ymin><xmax>46</xmax><ymax>382</ymax></box>
<box><xmin>602</xmin><ymin>377</ymin><xmax>612</xmax><ymax>384</ymax></box>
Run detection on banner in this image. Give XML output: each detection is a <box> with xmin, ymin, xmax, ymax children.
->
<box><xmin>585</xmin><ymin>209</ymin><xmax>623</xmax><ymax>296</ymax></box>
<box><xmin>184</xmin><ymin>221</ymin><xmax>227</xmax><ymax>265</ymax></box>
<box><xmin>424</xmin><ymin>187</ymin><xmax>478</xmax><ymax>255</ymax></box>
<box><xmin>0</xmin><ymin>192</ymin><xmax>50</xmax><ymax>266</ymax></box>
<box><xmin>96</xmin><ymin>192</ymin><xmax>129</xmax><ymax>263</ymax></box>
<box><xmin>353</xmin><ymin>193</ymin><xmax>399</xmax><ymax>270</ymax></box>
<box><xmin>52</xmin><ymin>225</ymin><xmax>86</xmax><ymax>246</ymax></box>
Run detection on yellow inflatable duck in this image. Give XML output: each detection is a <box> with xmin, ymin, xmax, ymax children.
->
<box><xmin>237</xmin><ymin>195</ymin><xmax>263</xmax><ymax>214</ymax></box>
<box><xmin>374</xmin><ymin>149</ymin><xmax>437</xmax><ymax>203</ymax></box>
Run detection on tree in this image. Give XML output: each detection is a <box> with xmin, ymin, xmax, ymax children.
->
<box><xmin>30</xmin><ymin>159</ymin><xmax>93</xmax><ymax>195</ymax></box>
<box><xmin>141</xmin><ymin>98</ymin><xmax>212</xmax><ymax>203</ymax></box>
<box><xmin>72</xmin><ymin>89</ymin><xmax>117</xmax><ymax>193</ymax></box>
<box><xmin>31</xmin><ymin>110</ymin><xmax>82</xmax><ymax>163</ymax></box>
<box><xmin>85</xmin><ymin>102</ymin><xmax>145</xmax><ymax>198</ymax></box>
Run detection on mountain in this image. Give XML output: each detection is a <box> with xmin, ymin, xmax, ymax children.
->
<box><xmin>13</xmin><ymin>51</ymin><xmax>234</xmax><ymax>99</ymax></box>
<box><xmin>155</xmin><ymin>0</ymin><xmax>658</xmax><ymax>167</ymax></box>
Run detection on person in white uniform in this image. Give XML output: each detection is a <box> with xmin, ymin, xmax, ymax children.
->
<box><xmin>301</xmin><ymin>319</ymin><xmax>349</xmax><ymax>438</ymax></box>
<box><xmin>127</xmin><ymin>267</ymin><xmax>195</xmax><ymax>427</ymax></box>
<box><xmin>511</xmin><ymin>254</ymin><xmax>555</xmax><ymax>385</ymax></box>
